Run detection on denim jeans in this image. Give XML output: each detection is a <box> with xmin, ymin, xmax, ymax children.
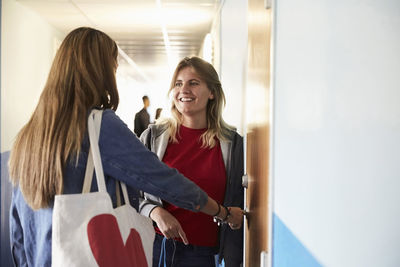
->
<box><xmin>153</xmin><ymin>234</ymin><xmax>217</xmax><ymax>267</ymax></box>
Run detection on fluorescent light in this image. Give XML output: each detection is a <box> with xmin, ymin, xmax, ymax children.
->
<box><xmin>156</xmin><ymin>0</ymin><xmax>174</xmax><ymax>66</ymax></box>
<box><xmin>118</xmin><ymin>46</ymin><xmax>150</xmax><ymax>82</ymax></box>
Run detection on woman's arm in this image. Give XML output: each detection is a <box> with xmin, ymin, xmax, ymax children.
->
<box><xmin>201</xmin><ymin>197</ymin><xmax>243</xmax><ymax>226</ymax></box>
<box><xmin>149</xmin><ymin>207</ymin><xmax>188</xmax><ymax>244</ymax></box>
<box><xmin>99</xmin><ymin>111</ymin><xmax>243</xmax><ymax>225</ymax></box>
<box><xmin>149</xmin><ymin>197</ymin><xmax>243</xmax><ymax>244</ymax></box>
<box><xmin>100</xmin><ymin>110</ymin><xmax>222</xmax><ymax>214</ymax></box>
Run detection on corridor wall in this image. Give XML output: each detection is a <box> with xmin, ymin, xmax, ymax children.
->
<box><xmin>219</xmin><ymin>0</ymin><xmax>247</xmax><ymax>135</ymax></box>
<box><xmin>271</xmin><ymin>0</ymin><xmax>400</xmax><ymax>266</ymax></box>
<box><xmin>1</xmin><ymin>0</ymin><xmax>64</xmax><ymax>152</ymax></box>
<box><xmin>1</xmin><ymin>0</ymin><xmax>63</xmax><ymax>265</ymax></box>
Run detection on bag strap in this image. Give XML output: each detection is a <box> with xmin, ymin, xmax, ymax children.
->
<box><xmin>116</xmin><ymin>180</ymin><xmax>122</xmax><ymax>206</ymax></box>
<box><xmin>115</xmin><ymin>180</ymin><xmax>131</xmax><ymax>207</ymax></box>
<box><xmin>120</xmin><ymin>182</ymin><xmax>130</xmax><ymax>205</ymax></box>
<box><xmin>158</xmin><ymin>237</ymin><xmax>167</xmax><ymax>267</ymax></box>
<box><xmin>82</xmin><ymin>109</ymin><xmax>107</xmax><ymax>193</ymax></box>
<box><xmin>83</xmin><ymin>109</ymin><xmax>131</xmax><ymax>206</ymax></box>
<box><xmin>82</xmin><ymin>110</ymin><xmax>101</xmax><ymax>193</ymax></box>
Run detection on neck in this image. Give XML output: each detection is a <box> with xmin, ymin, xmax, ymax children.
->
<box><xmin>181</xmin><ymin>113</ymin><xmax>207</xmax><ymax>129</ymax></box>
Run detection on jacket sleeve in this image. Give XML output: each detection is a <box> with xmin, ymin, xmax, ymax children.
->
<box><xmin>221</xmin><ymin>132</ymin><xmax>245</xmax><ymax>265</ymax></box>
<box><xmin>138</xmin><ymin>128</ymin><xmax>163</xmax><ymax>217</ymax></box>
<box><xmin>99</xmin><ymin>110</ymin><xmax>208</xmax><ymax>213</ymax></box>
<box><xmin>9</xmin><ymin>188</ymin><xmax>28</xmax><ymax>267</ymax></box>
<box><xmin>232</xmin><ymin>133</ymin><xmax>244</xmax><ymax>209</ymax></box>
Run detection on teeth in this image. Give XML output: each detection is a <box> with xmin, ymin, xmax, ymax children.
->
<box><xmin>180</xmin><ymin>97</ymin><xmax>194</xmax><ymax>102</ymax></box>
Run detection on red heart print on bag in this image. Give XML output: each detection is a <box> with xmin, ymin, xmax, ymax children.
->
<box><xmin>87</xmin><ymin>214</ymin><xmax>148</xmax><ymax>267</ymax></box>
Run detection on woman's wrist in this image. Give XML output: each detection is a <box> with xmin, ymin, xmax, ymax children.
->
<box><xmin>219</xmin><ymin>205</ymin><xmax>230</xmax><ymax>221</ymax></box>
<box><xmin>213</xmin><ymin>205</ymin><xmax>231</xmax><ymax>225</ymax></box>
<box><xmin>212</xmin><ymin>203</ymin><xmax>221</xmax><ymax>217</ymax></box>
<box><xmin>149</xmin><ymin>206</ymin><xmax>163</xmax><ymax>221</ymax></box>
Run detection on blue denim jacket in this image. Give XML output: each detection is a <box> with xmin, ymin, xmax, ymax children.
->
<box><xmin>9</xmin><ymin>109</ymin><xmax>208</xmax><ymax>267</ymax></box>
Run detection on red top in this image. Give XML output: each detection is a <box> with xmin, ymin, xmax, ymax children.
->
<box><xmin>157</xmin><ymin>125</ymin><xmax>227</xmax><ymax>247</ymax></box>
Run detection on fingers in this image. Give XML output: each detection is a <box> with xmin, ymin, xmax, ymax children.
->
<box><xmin>161</xmin><ymin>225</ymin><xmax>187</xmax><ymax>244</ymax></box>
<box><xmin>178</xmin><ymin>227</ymin><xmax>188</xmax><ymax>245</ymax></box>
<box><xmin>160</xmin><ymin>228</ymin><xmax>180</xmax><ymax>240</ymax></box>
<box><xmin>225</xmin><ymin>207</ymin><xmax>245</xmax><ymax>227</ymax></box>
<box><xmin>154</xmin><ymin>212</ymin><xmax>187</xmax><ymax>243</ymax></box>
<box><xmin>228</xmin><ymin>223</ymin><xmax>241</xmax><ymax>230</ymax></box>
<box><xmin>158</xmin><ymin>221</ymin><xmax>181</xmax><ymax>239</ymax></box>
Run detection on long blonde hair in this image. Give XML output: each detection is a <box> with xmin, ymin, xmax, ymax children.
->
<box><xmin>163</xmin><ymin>56</ymin><xmax>234</xmax><ymax>148</ymax></box>
<box><xmin>8</xmin><ymin>27</ymin><xmax>119</xmax><ymax>210</ymax></box>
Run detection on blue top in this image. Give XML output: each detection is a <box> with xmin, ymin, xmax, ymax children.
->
<box><xmin>9</xmin><ymin>109</ymin><xmax>208</xmax><ymax>267</ymax></box>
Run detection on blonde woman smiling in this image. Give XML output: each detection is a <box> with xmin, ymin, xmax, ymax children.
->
<box><xmin>140</xmin><ymin>57</ymin><xmax>244</xmax><ymax>267</ymax></box>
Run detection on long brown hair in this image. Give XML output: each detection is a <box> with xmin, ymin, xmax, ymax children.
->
<box><xmin>8</xmin><ymin>27</ymin><xmax>119</xmax><ymax>210</ymax></box>
<box><xmin>162</xmin><ymin>56</ymin><xmax>234</xmax><ymax>148</ymax></box>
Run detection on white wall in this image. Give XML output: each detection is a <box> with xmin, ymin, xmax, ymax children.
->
<box><xmin>219</xmin><ymin>0</ymin><xmax>247</xmax><ymax>134</ymax></box>
<box><xmin>115</xmin><ymin>65</ymin><xmax>172</xmax><ymax>132</ymax></box>
<box><xmin>272</xmin><ymin>0</ymin><xmax>400</xmax><ymax>266</ymax></box>
<box><xmin>1</xmin><ymin>0</ymin><xmax>64</xmax><ymax>152</ymax></box>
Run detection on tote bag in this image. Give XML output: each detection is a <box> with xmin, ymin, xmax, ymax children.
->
<box><xmin>52</xmin><ymin>109</ymin><xmax>155</xmax><ymax>267</ymax></box>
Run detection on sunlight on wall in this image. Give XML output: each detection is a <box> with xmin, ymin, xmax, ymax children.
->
<box><xmin>1</xmin><ymin>0</ymin><xmax>64</xmax><ymax>152</ymax></box>
<box><xmin>202</xmin><ymin>33</ymin><xmax>213</xmax><ymax>63</ymax></box>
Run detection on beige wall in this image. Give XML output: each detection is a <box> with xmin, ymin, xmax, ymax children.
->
<box><xmin>1</xmin><ymin>0</ymin><xmax>64</xmax><ymax>152</ymax></box>
<box><xmin>219</xmin><ymin>0</ymin><xmax>247</xmax><ymax>135</ymax></box>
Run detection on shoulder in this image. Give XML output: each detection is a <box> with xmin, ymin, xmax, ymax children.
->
<box><xmin>139</xmin><ymin>122</ymin><xmax>169</xmax><ymax>143</ymax></box>
<box><xmin>134</xmin><ymin>109</ymin><xmax>143</xmax><ymax>116</ymax></box>
<box><xmin>224</xmin><ymin>128</ymin><xmax>243</xmax><ymax>143</ymax></box>
<box><xmin>99</xmin><ymin>109</ymin><xmax>150</xmax><ymax>154</ymax></box>
<box><xmin>101</xmin><ymin>109</ymin><xmax>132</xmax><ymax>136</ymax></box>
<box><xmin>102</xmin><ymin>109</ymin><xmax>121</xmax><ymax>124</ymax></box>
<box><xmin>147</xmin><ymin>122</ymin><xmax>169</xmax><ymax>138</ymax></box>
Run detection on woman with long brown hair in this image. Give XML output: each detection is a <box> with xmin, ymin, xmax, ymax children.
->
<box><xmin>139</xmin><ymin>57</ymin><xmax>244</xmax><ymax>267</ymax></box>
<box><xmin>8</xmin><ymin>28</ymin><xmax>242</xmax><ymax>266</ymax></box>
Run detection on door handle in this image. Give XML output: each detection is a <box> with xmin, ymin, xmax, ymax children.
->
<box><xmin>243</xmin><ymin>209</ymin><xmax>249</xmax><ymax>218</ymax></box>
<box><xmin>242</xmin><ymin>174</ymin><xmax>248</xmax><ymax>188</ymax></box>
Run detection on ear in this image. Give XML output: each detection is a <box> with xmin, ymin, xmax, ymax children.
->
<box><xmin>209</xmin><ymin>93</ymin><xmax>214</xmax><ymax>100</ymax></box>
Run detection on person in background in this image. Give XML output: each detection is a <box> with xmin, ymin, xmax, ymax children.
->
<box><xmin>139</xmin><ymin>56</ymin><xmax>244</xmax><ymax>267</ymax></box>
<box><xmin>155</xmin><ymin>108</ymin><xmax>163</xmax><ymax>121</ymax></box>
<box><xmin>8</xmin><ymin>28</ymin><xmax>243</xmax><ymax>267</ymax></box>
<box><xmin>134</xmin><ymin>95</ymin><xmax>150</xmax><ymax>137</ymax></box>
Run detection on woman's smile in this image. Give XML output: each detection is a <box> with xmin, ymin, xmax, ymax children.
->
<box><xmin>179</xmin><ymin>97</ymin><xmax>195</xmax><ymax>102</ymax></box>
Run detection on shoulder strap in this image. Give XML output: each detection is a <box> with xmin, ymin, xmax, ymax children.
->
<box><xmin>82</xmin><ymin>109</ymin><xmax>106</xmax><ymax>193</ymax></box>
<box><xmin>115</xmin><ymin>180</ymin><xmax>131</xmax><ymax>207</ymax></box>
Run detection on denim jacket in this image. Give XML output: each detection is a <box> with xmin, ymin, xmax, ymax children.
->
<box><xmin>139</xmin><ymin>124</ymin><xmax>244</xmax><ymax>266</ymax></box>
<box><xmin>9</xmin><ymin>109</ymin><xmax>208</xmax><ymax>267</ymax></box>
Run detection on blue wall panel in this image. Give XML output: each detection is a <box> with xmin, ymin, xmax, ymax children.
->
<box><xmin>1</xmin><ymin>152</ymin><xmax>13</xmax><ymax>266</ymax></box>
<box><xmin>273</xmin><ymin>214</ymin><xmax>322</xmax><ymax>267</ymax></box>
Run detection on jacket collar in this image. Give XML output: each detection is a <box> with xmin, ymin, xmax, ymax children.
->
<box><xmin>149</xmin><ymin>124</ymin><xmax>232</xmax><ymax>169</ymax></box>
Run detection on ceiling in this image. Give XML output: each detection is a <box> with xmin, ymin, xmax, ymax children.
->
<box><xmin>16</xmin><ymin>0</ymin><xmax>220</xmax><ymax>81</ymax></box>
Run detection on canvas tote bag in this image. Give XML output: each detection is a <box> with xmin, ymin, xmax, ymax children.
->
<box><xmin>52</xmin><ymin>109</ymin><xmax>155</xmax><ymax>267</ymax></box>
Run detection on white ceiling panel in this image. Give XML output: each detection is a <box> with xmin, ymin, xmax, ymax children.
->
<box><xmin>16</xmin><ymin>0</ymin><xmax>220</xmax><ymax>82</ymax></box>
